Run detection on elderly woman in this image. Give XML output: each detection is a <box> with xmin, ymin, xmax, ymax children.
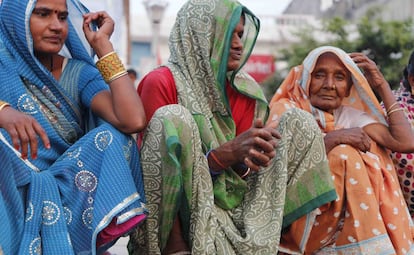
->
<box><xmin>128</xmin><ymin>1</ymin><xmax>337</xmax><ymax>254</ymax></box>
<box><xmin>0</xmin><ymin>0</ymin><xmax>147</xmax><ymax>254</ymax></box>
<box><xmin>269</xmin><ymin>46</ymin><xmax>414</xmax><ymax>254</ymax></box>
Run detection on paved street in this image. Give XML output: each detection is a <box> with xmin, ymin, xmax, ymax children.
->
<box><xmin>107</xmin><ymin>236</ymin><xmax>129</xmax><ymax>255</ymax></box>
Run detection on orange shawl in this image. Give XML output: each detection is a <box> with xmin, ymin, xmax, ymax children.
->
<box><xmin>269</xmin><ymin>46</ymin><xmax>414</xmax><ymax>254</ymax></box>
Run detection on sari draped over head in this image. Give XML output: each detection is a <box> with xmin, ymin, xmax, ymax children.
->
<box><xmin>269</xmin><ymin>46</ymin><xmax>414</xmax><ymax>254</ymax></box>
<box><xmin>128</xmin><ymin>1</ymin><xmax>336</xmax><ymax>254</ymax></box>
<box><xmin>0</xmin><ymin>0</ymin><xmax>146</xmax><ymax>254</ymax></box>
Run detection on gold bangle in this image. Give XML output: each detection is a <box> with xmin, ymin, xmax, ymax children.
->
<box><xmin>0</xmin><ymin>101</ymin><xmax>10</xmax><ymax>111</ymax></box>
<box><xmin>387</xmin><ymin>107</ymin><xmax>403</xmax><ymax>116</ymax></box>
<box><xmin>386</xmin><ymin>102</ymin><xmax>399</xmax><ymax>114</ymax></box>
<box><xmin>108</xmin><ymin>70</ymin><xmax>128</xmax><ymax>83</ymax></box>
<box><xmin>96</xmin><ymin>52</ymin><xmax>127</xmax><ymax>83</ymax></box>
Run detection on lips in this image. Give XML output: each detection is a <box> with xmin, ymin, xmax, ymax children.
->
<box><xmin>229</xmin><ymin>51</ymin><xmax>242</xmax><ymax>60</ymax></box>
<box><xmin>44</xmin><ymin>36</ymin><xmax>62</xmax><ymax>44</ymax></box>
<box><xmin>319</xmin><ymin>94</ymin><xmax>336</xmax><ymax>100</ymax></box>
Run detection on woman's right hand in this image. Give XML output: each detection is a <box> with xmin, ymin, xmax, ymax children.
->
<box><xmin>82</xmin><ymin>11</ymin><xmax>115</xmax><ymax>58</ymax></box>
<box><xmin>0</xmin><ymin>107</ymin><xmax>50</xmax><ymax>159</ymax></box>
<box><xmin>324</xmin><ymin>127</ymin><xmax>371</xmax><ymax>153</ymax></box>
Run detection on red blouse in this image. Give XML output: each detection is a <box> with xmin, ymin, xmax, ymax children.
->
<box><xmin>138</xmin><ymin>66</ymin><xmax>255</xmax><ymax>136</ymax></box>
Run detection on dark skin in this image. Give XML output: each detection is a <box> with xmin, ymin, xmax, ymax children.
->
<box><xmin>312</xmin><ymin>52</ymin><xmax>414</xmax><ymax>154</ymax></box>
<box><xmin>163</xmin><ymin>15</ymin><xmax>280</xmax><ymax>255</ymax></box>
<box><xmin>208</xmin><ymin>16</ymin><xmax>280</xmax><ymax>174</ymax></box>
<box><xmin>0</xmin><ymin>0</ymin><xmax>146</xmax><ymax>160</ymax></box>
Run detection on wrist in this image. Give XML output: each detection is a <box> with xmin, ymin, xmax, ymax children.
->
<box><xmin>94</xmin><ymin>41</ymin><xmax>114</xmax><ymax>59</ymax></box>
<box><xmin>96</xmin><ymin>52</ymin><xmax>127</xmax><ymax>83</ymax></box>
<box><xmin>206</xmin><ymin>150</ymin><xmax>225</xmax><ymax>176</ymax></box>
<box><xmin>0</xmin><ymin>100</ymin><xmax>10</xmax><ymax>111</ymax></box>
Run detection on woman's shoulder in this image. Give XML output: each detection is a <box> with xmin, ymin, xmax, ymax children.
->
<box><xmin>138</xmin><ymin>66</ymin><xmax>175</xmax><ymax>91</ymax></box>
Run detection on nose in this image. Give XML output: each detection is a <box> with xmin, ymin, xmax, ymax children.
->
<box><xmin>323</xmin><ymin>76</ymin><xmax>336</xmax><ymax>90</ymax></box>
<box><xmin>49</xmin><ymin>16</ymin><xmax>63</xmax><ymax>31</ymax></box>
<box><xmin>231</xmin><ymin>34</ymin><xmax>243</xmax><ymax>50</ymax></box>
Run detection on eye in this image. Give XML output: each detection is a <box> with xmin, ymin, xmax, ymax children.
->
<box><xmin>32</xmin><ymin>8</ymin><xmax>51</xmax><ymax>18</ymax></box>
<box><xmin>313</xmin><ymin>71</ymin><xmax>325</xmax><ymax>79</ymax></box>
<box><xmin>334</xmin><ymin>73</ymin><xmax>346</xmax><ymax>81</ymax></box>
<box><xmin>58</xmin><ymin>12</ymin><xmax>68</xmax><ymax>21</ymax></box>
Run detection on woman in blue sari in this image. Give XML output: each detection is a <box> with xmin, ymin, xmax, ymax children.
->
<box><xmin>0</xmin><ymin>0</ymin><xmax>147</xmax><ymax>254</ymax></box>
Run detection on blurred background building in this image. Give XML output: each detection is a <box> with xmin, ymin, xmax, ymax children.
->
<box><xmin>81</xmin><ymin>0</ymin><xmax>414</xmax><ymax>84</ymax></box>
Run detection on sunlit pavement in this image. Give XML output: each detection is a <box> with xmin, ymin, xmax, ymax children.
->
<box><xmin>106</xmin><ymin>236</ymin><xmax>129</xmax><ymax>255</ymax></box>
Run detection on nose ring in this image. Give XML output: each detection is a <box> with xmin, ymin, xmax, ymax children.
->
<box><xmin>333</xmin><ymin>84</ymin><xmax>336</xmax><ymax>89</ymax></box>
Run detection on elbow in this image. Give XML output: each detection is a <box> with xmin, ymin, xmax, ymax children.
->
<box><xmin>399</xmin><ymin>145</ymin><xmax>414</xmax><ymax>154</ymax></box>
<box><xmin>392</xmin><ymin>139</ymin><xmax>414</xmax><ymax>153</ymax></box>
<box><xmin>117</xmin><ymin>115</ymin><xmax>147</xmax><ymax>134</ymax></box>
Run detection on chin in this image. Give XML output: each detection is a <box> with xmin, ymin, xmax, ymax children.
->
<box><xmin>227</xmin><ymin>64</ymin><xmax>240</xmax><ymax>72</ymax></box>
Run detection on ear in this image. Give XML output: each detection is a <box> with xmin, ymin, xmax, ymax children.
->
<box><xmin>408</xmin><ymin>73</ymin><xmax>414</xmax><ymax>87</ymax></box>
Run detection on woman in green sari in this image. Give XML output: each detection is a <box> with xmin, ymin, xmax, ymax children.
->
<box><xmin>128</xmin><ymin>0</ymin><xmax>337</xmax><ymax>254</ymax></box>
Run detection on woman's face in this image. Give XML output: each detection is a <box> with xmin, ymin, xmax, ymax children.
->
<box><xmin>309</xmin><ymin>52</ymin><xmax>352</xmax><ymax>113</ymax></box>
<box><xmin>227</xmin><ymin>15</ymin><xmax>245</xmax><ymax>71</ymax></box>
<box><xmin>30</xmin><ymin>0</ymin><xmax>68</xmax><ymax>56</ymax></box>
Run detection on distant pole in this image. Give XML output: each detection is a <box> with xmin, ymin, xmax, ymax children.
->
<box><xmin>143</xmin><ymin>0</ymin><xmax>168</xmax><ymax>67</ymax></box>
<box><xmin>124</xmin><ymin>0</ymin><xmax>131</xmax><ymax>65</ymax></box>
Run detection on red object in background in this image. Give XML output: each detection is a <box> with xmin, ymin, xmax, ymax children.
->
<box><xmin>243</xmin><ymin>55</ymin><xmax>275</xmax><ymax>83</ymax></box>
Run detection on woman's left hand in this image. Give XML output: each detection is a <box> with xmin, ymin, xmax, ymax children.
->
<box><xmin>349</xmin><ymin>52</ymin><xmax>387</xmax><ymax>91</ymax></box>
<box><xmin>82</xmin><ymin>11</ymin><xmax>115</xmax><ymax>57</ymax></box>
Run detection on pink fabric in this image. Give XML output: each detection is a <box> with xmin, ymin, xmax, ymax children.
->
<box><xmin>97</xmin><ymin>214</ymin><xmax>146</xmax><ymax>247</ymax></box>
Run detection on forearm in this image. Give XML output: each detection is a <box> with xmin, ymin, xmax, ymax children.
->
<box><xmin>96</xmin><ymin>47</ymin><xmax>146</xmax><ymax>132</ymax></box>
<box><xmin>378</xmin><ymin>83</ymin><xmax>414</xmax><ymax>150</ymax></box>
<box><xmin>109</xmin><ymin>75</ymin><xmax>146</xmax><ymax>132</ymax></box>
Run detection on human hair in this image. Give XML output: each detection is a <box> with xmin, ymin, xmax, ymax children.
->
<box><xmin>402</xmin><ymin>51</ymin><xmax>414</xmax><ymax>92</ymax></box>
<box><xmin>127</xmin><ymin>68</ymin><xmax>137</xmax><ymax>77</ymax></box>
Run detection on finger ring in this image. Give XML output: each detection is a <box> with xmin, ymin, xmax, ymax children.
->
<box><xmin>241</xmin><ymin>167</ymin><xmax>251</xmax><ymax>178</ymax></box>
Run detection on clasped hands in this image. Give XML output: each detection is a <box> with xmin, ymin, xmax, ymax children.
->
<box><xmin>211</xmin><ymin>119</ymin><xmax>280</xmax><ymax>173</ymax></box>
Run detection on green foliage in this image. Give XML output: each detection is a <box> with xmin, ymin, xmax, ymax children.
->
<box><xmin>263</xmin><ymin>7</ymin><xmax>414</xmax><ymax>100</ymax></box>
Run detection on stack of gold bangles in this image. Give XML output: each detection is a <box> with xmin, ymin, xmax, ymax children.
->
<box><xmin>96</xmin><ymin>52</ymin><xmax>128</xmax><ymax>83</ymax></box>
<box><xmin>386</xmin><ymin>102</ymin><xmax>403</xmax><ymax>116</ymax></box>
<box><xmin>0</xmin><ymin>100</ymin><xmax>10</xmax><ymax>111</ymax></box>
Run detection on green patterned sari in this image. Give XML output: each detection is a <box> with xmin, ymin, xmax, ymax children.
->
<box><xmin>128</xmin><ymin>0</ymin><xmax>336</xmax><ymax>254</ymax></box>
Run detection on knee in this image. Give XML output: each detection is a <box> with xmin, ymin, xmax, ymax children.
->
<box><xmin>277</xmin><ymin>108</ymin><xmax>322</xmax><ymax>139</ymax></box>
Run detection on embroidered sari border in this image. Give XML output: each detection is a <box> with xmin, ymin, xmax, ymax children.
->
<box><xmin>282</xmin><ymin>189</ymin><xmax>337</xmax><ymax>228</ymax></box>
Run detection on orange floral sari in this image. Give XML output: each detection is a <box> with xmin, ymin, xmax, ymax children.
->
<box><xmin>269</xmin><ymin>46</ymin><xmax>414</xmax><ymax>254</ymax></box>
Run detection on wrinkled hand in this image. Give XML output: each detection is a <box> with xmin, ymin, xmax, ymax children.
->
<box><xmin>349</xmin><ymin>52</ymin><xmax>387</xmax><ymax>91</ymax></box>
<box><xmin>0</xmin><ymin>107</ymin><xmax>50</xmax><ymax>159</ymax></box>
<box><xmin>325</xmin><ymin>127</ymin><xmax>371</xmax><ymax>152</ymax></box>
<box><xmin>230</xmin><ymin>119</ymin><xmax>281</xmax><ymax>172</ymax></box>
<box><xmin>82</xmin><ymin>11</ymin><xmax>114</xmax><ymax>56</ymax></box>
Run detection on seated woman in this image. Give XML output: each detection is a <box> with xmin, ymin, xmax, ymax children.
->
<box><xmin>0</xmin><ymin>0</ymin><xmax>147</xmax><ymax>254</ymax></box>
<box><xmin>388</xmin><ymin>50</ymin><xmax>414</xmax><ymax>219</ymax></box>
<box><xmin>128</xmin><ymin>1</ymin><xmax>337</xmax><ymax>254</ymax></box>
<box><xmin>269</xmin><ymin>46</ymin><xmax>414</xmax><ymax>254</ymax></box>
